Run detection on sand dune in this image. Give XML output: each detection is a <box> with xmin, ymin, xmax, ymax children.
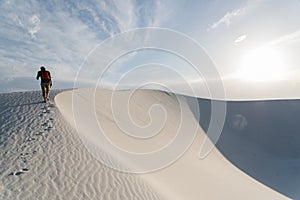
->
<box><xmin>55</xmin><ymin>88</ymin><xmax>294</xmax><ymax>200</ymax></box>
<box><xmin>1</xmin><ymin>88</ymin><xmax>298</xmax><ymax>199</ymax></box>
<box><xmin>0</xmin><ymin>90</ymin><xmax>160</xmax><ymax>200</ymax></box>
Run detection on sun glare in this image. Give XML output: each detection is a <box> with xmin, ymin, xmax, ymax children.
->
<box><xmin>237</xmin><ymin>46</ymin><xmax>285</xmax><ymax>82</ymax></box>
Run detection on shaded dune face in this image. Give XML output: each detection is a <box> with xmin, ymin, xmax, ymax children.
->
<box><xmin>188</xmin><ymin>97</ymin><xmax>300</xmax><ymax>199</ymax></box>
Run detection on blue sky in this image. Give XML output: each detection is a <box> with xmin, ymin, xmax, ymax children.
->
<box><xmin>0</xmin><ymin>0</ymin><xmax>299</xmax><ymax>92</ymax></box>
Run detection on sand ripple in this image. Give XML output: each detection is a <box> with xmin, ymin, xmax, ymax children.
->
<box><xmin>0</xmin><ymin>90</ymin><xmax>161</xmax><ymax>200</ymax></box>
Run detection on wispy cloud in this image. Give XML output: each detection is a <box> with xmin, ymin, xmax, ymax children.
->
<box><xmin>207</xmin><ymin>0</ymin><xmax>266</xmax><ymax>32</ymax></box>
<box><xmin>234</xmin><ymin>34</ymin><xmax>247</xmax><ymax>44</ymax></box>
<box><xmin>207</xmin><ymin>8</ymin><xmax>244</xmax><ymax>31</ymax></box>
<box><xmin>0</xmin><ymin>0</ymin><xmax>161</xmax><ymax>90</ymax></box>
<box><xmin>28</xmin><ymin>15</ymin><xmax>40</xmax><ymax>38</ymax></box>
<box><xmin>268</xmin><ymin>30</ymin><xmax>300</xmax><ymax>46</ymax></box>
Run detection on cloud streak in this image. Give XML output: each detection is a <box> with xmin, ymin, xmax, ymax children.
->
<box><xmin>234</xmin><ymin>34</ymin><xmax>247</xmax><ymax>44</ymax></box>
<box><xmin>268</xmin><ymin>29</ymin><xmax>300</xmax><ymax>46</ymax></box>
<box><xmin>207</xmin><ymin>8</ymin><xmax>244</xmax><ymax>31</ymax></box>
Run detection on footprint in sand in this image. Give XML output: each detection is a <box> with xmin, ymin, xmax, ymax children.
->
<box><xmin>19</xmin><ymin>149</ymin><xmax>37</xmax><ymax>163</ymax></box>
<box><xmin>45</xmin><ymin>106</ymin><xmax>55</xmax><ymax>114</ymax></box>
<box><xmin>35</xmin><ymin>132</ymin><xmax>43</xmax><ymax>136</ymax></box>
<box><xmin>20</xmin><ymin>152</ymin><xmax>29</xmax><ymax>157</ymax></box>
<box><xmin>41</xmin><ymin>107</ymin><xmax>52</xmax><ymax>114</ymax></box>
<box><xmin>19</xmin><ymin>153</ymin><xmax>29</xmax><ymax>163</ymax></box>
<box><xmin>19</xmin><ymin>145</ymin><xmax>27</xmax><ymax>152</ymax></box>
<box><xmin>45</xmin><ymin>126</ymin><xmax>52</xmax><ymax>131</ymax></box>
<box><xmin>48</xmin><ymin>104</ymin><xmax>54</xmax><ymax>108</ymax></box>
<box><xmin>8</xmin><ymin>168</ymin><xmax>29</xmax><ymax>176</ymax></box>
<box><xmin>15</xmin><ymin>171</ymin><xmax>24</xmax><ymax>176</ymax></box>
<box><xmin>26</xmin><ymin>137</ymin><xmax>36</xmax><ymax>142</ymax></box>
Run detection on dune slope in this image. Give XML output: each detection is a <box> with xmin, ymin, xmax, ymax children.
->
<box><xmin>0</xmin><ymin>90</ymin><xmax>160</xmax><ymax>200</ymax></box>
<box><xmin>55</xmin><ymin>88</ymin><xmax>291</xmax><ymax>200</ymax></box>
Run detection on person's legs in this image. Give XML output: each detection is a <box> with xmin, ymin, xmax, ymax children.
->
<box><xmin>41</xmin><ymin>83</ymin><xmax>47</xmax><ymax>101</ymax></box>
<box><xmin>45</xmin><ymin>83</ymin><xmax>50</xmax><ymax>100</ymax></box>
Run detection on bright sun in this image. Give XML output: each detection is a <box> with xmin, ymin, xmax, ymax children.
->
<box><xmin>237</xmin><ymin>46</ymin><xmax>284</xmax><ymax>82</ymax></box>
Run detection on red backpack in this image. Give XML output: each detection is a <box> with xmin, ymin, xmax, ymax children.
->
<box><xmin>41</xmin><ymin>70</ymin><xmax>50</xmax><ymax>80</ymax></box>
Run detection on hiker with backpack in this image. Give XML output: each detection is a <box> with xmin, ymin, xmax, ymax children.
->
<box><xmin>36</xmin><ymin>66</ymin><xmax>52</xmax><ymax>102</ymax></box>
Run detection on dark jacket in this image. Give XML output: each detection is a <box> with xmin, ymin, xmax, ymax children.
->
<box><xmin>36</xmin><ymin>70</ymin><xmax>52</xmax><ymax>83</ymax></box>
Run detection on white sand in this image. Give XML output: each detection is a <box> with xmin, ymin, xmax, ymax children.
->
<box><xmin>54</xmin><ymin>88</ymin><xmax>290</xmax><ymax>200</ymax></box>
<box><xmin>1</xmin><ymin>88</ymin><xmax>296</xmax><ymax>199</ymax></box>
<box><xmin>0</xmin><ymin>90</ymin><xmax>160</xmax><ymax>200</ymax></box>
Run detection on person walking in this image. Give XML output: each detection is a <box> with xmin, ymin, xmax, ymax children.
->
<box><xmin>36</xmin><ymin>66</ymin><xmax>52</xmax><ymax>102</ymax></box>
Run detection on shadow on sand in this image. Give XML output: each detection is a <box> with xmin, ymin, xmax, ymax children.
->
<box><xmin>187</xmin><ymin>97</ymin><xmax>300</xmax><ymax>199</ymax></box>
